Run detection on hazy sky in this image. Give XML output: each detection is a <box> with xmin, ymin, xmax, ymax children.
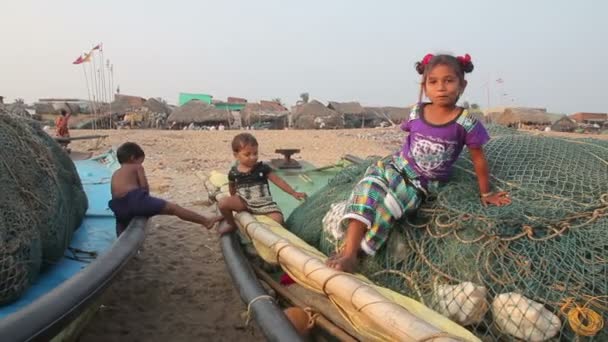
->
<box><xmin>1</xmin><ymin>0</ymin><xmax>606</xmax><ymax>113</ymax></box>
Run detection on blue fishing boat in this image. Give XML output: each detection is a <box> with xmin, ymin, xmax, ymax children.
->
<box><xmin>0</xmin><ymin>151</ymin><xmax>147</xmax><ymax>342</ymax></box>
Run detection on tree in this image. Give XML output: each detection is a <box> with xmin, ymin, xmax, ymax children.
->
<box><xmin>462</xmin><ymin>101</ymin><xmax>470</xmax><ymax>109</ymax></box>
<box><xmin>271</xmin><ymin>97</ymin><xmax>283</xmax><ymax>105</ymax></box>
<box><xmin>299</xmin><ymin>92</ymin><xmax>309</xmax><ymax>104</ymax></box>
<box><xmin>471</xmin><ymin>103</ymin><xmax>480</xmax><ymax>110</ymax></box>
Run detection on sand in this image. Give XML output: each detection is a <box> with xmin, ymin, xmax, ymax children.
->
<box><xmin>73</xmin><ymin>128</ymin><xmax>392</xmax><ymax>342</ymax></box>
<box><xmin>72</xmin><ymin>127</ymin><xmax>606</xmax><ymax>341</ymax></box>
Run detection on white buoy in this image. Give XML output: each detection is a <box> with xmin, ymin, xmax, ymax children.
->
<box><xmin>492</xmin><ymin>293</ymin><xmax>561</xmax><ymax>341</ymax></box>
<box><xmin>434</xmin><ymin>282</ymin><xmax>488</xmax><ymax>326</ymax></box>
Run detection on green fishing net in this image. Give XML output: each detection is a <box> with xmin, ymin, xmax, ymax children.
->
<box><xmin>0</xmin><ymin>112</ymin><xmax>88</xmax><ymax>305</ymax></box>
<box><xmin>287</xmin><ymin>126</ymin><xmax>608</xmax><ymax>341</ymax></box>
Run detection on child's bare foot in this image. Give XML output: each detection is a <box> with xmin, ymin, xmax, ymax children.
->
<box><xmin>326</xmin><ymin>253</ymin><xmax>358</xmax><ymax>273</ymax></box>
<box><xmin>217</xmin><ymin>219</ymin><xmax>237</xmax><ymax>235</ymax></box>
<box><xmin>202</xmin><ymin>215</ymin><xmax>223</xmax><ymax>229</ymax></box>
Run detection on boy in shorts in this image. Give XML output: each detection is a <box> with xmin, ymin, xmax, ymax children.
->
<box><xmin>109</xmin><ymin>142</ymin><xmax>221</xmax><ymax>236</ymax></box>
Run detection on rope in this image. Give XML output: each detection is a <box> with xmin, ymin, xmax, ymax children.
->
<box><xmin>245</xmin><ymin>294</ymin><xmax>274</xmax><ymax>326</ymax></box>
<box><xmin>560</xmin><ymin>298</ymin><xmax>605</xmax><ymax>337</ymax></box>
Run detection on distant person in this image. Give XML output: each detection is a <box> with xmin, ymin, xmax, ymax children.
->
<box><xmin>217</xmin><ymin>133</ymin><xmax>307</xmax><ymax>234</ymax></box>
<box><xmin>109</xmin><ymin>142</ymin><xmax>221</xmax><ymax>236</ymax></box>
<box><xmin>326</xmin><ymin>53</ymin><xmax>511</xmax><ymax>273</ymax></box>
<box><xmin>218</xmin><ymin>123</ymin><xmax>225</xmax><ymax>131</ymax></box>
<box><xmin>55</xmin><ymin>109</ymin><xmax>71</xmax><ymax>149</ymax></box>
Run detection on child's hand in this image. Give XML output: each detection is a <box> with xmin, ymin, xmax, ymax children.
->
<box><xmin>481</xmin><ymin>191</ymin><xmax>511</xmax><ymax>207</ymax></box>
<box><xmin>292</xmin><ymin>192</ymin><xmax>307</xmax><ymax>201</ymax></box>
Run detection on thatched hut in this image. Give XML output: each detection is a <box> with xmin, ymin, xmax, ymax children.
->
<box><xmin>109</xmin><ymin>94</ymin><xmax>146</xmax><ymax>113</ymax></box>
<box><xmin>328</xmin><ymin>101</ymin><xmax>377</xmax><ymax>128</ymax></box>
<box><xmin>143</xmin><ymin>98</ymin><xmax>171</xmax><ymax>115</ymax></box>
<box><xmin>495</xmin><ymin>107</ymin><xmax>552</xmax><ymax>129</ymax></box>
<box><xmin>242</xmin><ymin>101</ymin><xmax>289</xmax><ymax>129</ymax></box>
<box><xmin>363</xmin><ymin>106</ymin><xmax>411</xmax><ymax>126</ymax></box>
<box><xmin>551</xmin><ymin>116</ymin><xmax>578</xmax><ymax>132</ymax></box>
<box><xmin>167</xmin><ymin>100</ymin><xmax>232</xmax><ymax>128</ymax></box>
<box><xmin>292</xmin><ymin>100</ymin><xmax>344</xmax><ymax>129</ymax></box>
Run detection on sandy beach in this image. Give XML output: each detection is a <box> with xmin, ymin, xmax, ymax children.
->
<box><xmin>73</xmin><ymin>128</ymin><xmax>392</xmax><ymax>342</ymax></box>
<box><xmin>70</xmin><ymin>127</ymin><xmax>606</xmax><ymax>341</ymax></box>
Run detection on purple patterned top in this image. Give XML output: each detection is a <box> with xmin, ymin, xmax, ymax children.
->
<box><xmin>400</xmin><ymin>103</ymin><xmax>490</xmax><ymax>185</ymax></box>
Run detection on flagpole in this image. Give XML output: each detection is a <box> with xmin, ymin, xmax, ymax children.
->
<box><xmin>486</xmin><ymin>74</ymin><xmax>491</xmax><ymax>109</ymax></box>
<box><xmin>99</xmin><ymin>45</ymin><xmax>107</xmax><ymax>116</ymax></box>
<box><xmin>106</xmin><ymin>59</ymin><xmax>114</xmax><ymax>124</ymax></box>
<box><xmin>81</xmin><ymin>63</ymin><xmax>94</xmax><ymax>121</ymax></box>
<box><xmin>91</xmin><ymin>51</ymin><xmax>101</xmax><ymax>130</ymax></box>
<box><xmin>90</xmin><ymin>57</ymin><xmax>99</xmax><ymax>130</ymax></box>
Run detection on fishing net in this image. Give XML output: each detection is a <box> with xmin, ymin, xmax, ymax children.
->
<box><xmin>286</xmin><ymin>126</ymin><xmax>608</xmax><ymax>341</ymax></box>
<box><xmin>0</xmin><ymin>112</ymin><xmax>88</xmax><ymax>305</ymax></box>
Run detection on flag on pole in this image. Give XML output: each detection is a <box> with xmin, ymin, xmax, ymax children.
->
<box><xmin>496</xmin><ymin>78</ymin><xmax>504</xmax><ymax>84</ymax></box>
<box><xmin>82</xmin><ymin>52</ymin><xmax>92</xmax><ymax>63</ymax></box>
<box><xmin>72</xmin><ymin>55</ymin><xmax>84</xmax><ymax>64</ymax></box>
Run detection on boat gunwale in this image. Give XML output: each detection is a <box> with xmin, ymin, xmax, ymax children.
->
<box><xmin>0</xmin><ymin>218</ymin><xmax>147</xmax><ymax>342</ymax></box>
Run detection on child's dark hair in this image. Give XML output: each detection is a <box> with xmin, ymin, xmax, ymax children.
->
<box><xmin>60</xmin><ymin>109</ymin><xmax>68</xmax><ymax>116</ymax></box>
<box><xmin>116</xmin><ymin>142</ymin><xmax>145</xmax><ymax>164</ymax></box>
<box><xmin>232</xmin><ymin>133</ymin><xmax>258</xmax><ymax>152</ymax></box>
<box><xmin>415</xmin><ymin>53</ymin><xmax>474</xmax><ymax>102</ymax></box>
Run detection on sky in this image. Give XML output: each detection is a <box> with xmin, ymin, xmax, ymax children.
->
<box><xmin>1</xmin><ymin>0</ymin><xmax>606</xmax><ymax>113</ymax></box>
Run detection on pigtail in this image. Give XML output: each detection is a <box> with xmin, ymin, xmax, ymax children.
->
<box><xmin>415</xmin><ymin>61</ymin><xmax>425</xmax><ymax>75</ymax></box>
<box><xmin>457</xmin><ymin>54</ymin><xmax>474</xmax><ymax>74</ymax></box>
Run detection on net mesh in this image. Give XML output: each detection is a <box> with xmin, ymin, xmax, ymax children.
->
<box><xmin>0</xmin><ymin>112</ymin><xmax>88</xmax><ymax>305</ymax></box>
<box><xmin>286</xmin><ymin>126</ymin><xmax>608</xmax><ymax>341</ymax></box>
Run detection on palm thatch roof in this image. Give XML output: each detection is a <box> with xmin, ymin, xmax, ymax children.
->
<box><xmin>143</xmin><ymin>98</ymin><xmax>172</xmax><ymax>114</ymax></box>
<box><xmin>109</xmin><ymin>94</ymin><xmax>146</xmax><ymax>113</ymax></box>
<box><xmin>242</xmin><ymin>101</ymin><xmax>289</xmax><ymax>125</ymax></box>
<box><xmin>495</xmin><ymin>107</ymin><xmax>552</xmax><ymax>125</ymax></box>
<box><xmin>292</xmin><ymin>100</ymin><xmax>344</xmax><ymax>129</ymax></box>
<box><xmin>327</xmin><ymin>101</ymin><xmax>365</xmax><ymax>115</ymax></box>
<box><xmin>363</xmin><ymin>106</ymin><xmax>411</xmax><ymax>124</ymax></box>
<box><xmin>551</xmin><ymin>116</ymin><xmax>578</xmax><ymax>132</ymax></box>
<box><xmin>34</xmin><ymin>102</ymin><xmax>56</xmax><ymax>114</ymax></box>
<box><xmin>167</xmin><ymin>100</ymin><xmax>232</xmax><ymax>124</ymax></box>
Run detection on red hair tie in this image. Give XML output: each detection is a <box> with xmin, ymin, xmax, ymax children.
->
<box><xmin>456</xmin><ymin>53</ymin><xmax>472</xmax><ymax>65</ymax></box>
<box><xmin>422</xmin><ymin>53</ymin><xmax>434</xmax><ymax>65</ymax></box>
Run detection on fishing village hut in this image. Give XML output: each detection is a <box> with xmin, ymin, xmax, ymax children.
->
<box><xmin>109</xmin><ymin>94</ymin><xmax>146</xmax><ymax>113</ymax></box>
<box><xmin>167</xmin><ymin>99</ymin><xmax>232</xmax><ymax>128</ymax></box>
<box><xmin>292</xmin><ymin>100</ymin><xmax>344</xmax><ymax>129</ymax></box>
<box><xmin>143</xmin><ymin>97</ymin><xmax>171</xmax><ymax>115</ymax></box>
<box><xmin>495</xmin><ymin>107</ymin><xmax>552</xmax><ymax>129</ymax></box>
<box><xmin>363</xmin><ymin>106</ymin><xmax>411</xmax><ymax>126</ymax></box>
<box><xmin>34</xmin><ymin>99</ymin><xmax>85</xmax><ymax>115</ymax></box>
<box><xmin>550</xmin><ymin>116</ymin><xmax>578</xmax><ymax>132</ymax></box>
<box><xmin>242</xmin><ymin>101</ymin><xmax>289</xmax><ymax>129</ymax></box>
<box><xmin>327</xmin><ymin>101</ymin><xmax>372</xmax><ymax>128</ymax></box>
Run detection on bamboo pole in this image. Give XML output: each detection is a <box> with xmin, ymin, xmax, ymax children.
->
<box><xmin>234</xmin><ymin>212</ymin><xmax>463</xmax><ymax>342</ymax></box>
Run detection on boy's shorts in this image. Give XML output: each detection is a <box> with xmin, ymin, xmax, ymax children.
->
<box><xmin>108</xmin><ymin>188</ymin><xmax>166</xmax><ymax>236</ymax></box>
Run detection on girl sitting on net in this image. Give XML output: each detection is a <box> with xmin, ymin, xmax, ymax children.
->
<box><xmin>327</xmin><ymin>53</ymin><xmax>511</xmax><ymax>273</ymax></box>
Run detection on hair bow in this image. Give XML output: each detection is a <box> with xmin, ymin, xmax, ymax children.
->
<box><xmin>422</xmin><ymin>54</ymin><xmax>434</xmax><ymax>65</ymax></box>
<box><xmin>457</xmin><ymin>54</ymin><xmax>472</xmax><ymax>65</ymax></box>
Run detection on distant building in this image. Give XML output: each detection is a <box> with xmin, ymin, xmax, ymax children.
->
<box><xmin>569</xmin><ymin>112</ymin><xmax>607</xmax><ymax>125</ymax></box>
<box><xmin>179</xmin><ymin>92</ymin><xmax>213</xmax><ymax>106</ymax></box>
<box><xmin>227</xmin><ymin>96</ymin><xmax>247</xmax><ymax>104</ymax></box>
<box><xmin>35</xmin><ymin>98</ymin><xmax>89</xmax><ymax>114</ymax></box>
